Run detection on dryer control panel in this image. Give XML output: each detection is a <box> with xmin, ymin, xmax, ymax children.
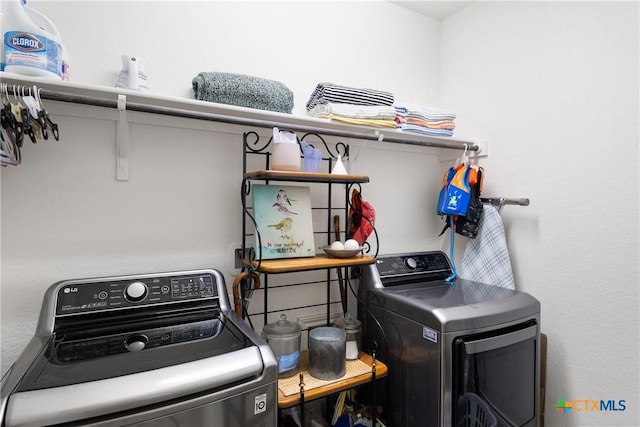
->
<box><xmin>375</xmin><ymin>251</ymin><xmax>452</xmax><ymax>281</ymax></box>
<box><xmin>55</xmin><ymin>273</ymin><xmax>218</xmax><ymax>315</ymax></box>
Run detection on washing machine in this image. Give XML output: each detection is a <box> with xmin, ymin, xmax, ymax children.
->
<box><xmin>0</xmin><ymin>269</ymin><xmax>278</xmax><ymax>426</ymax></box>
<box><xmin>357</xmin><ymin>251</ymin><xmax>541</xmax><ymax>427</ymax></box>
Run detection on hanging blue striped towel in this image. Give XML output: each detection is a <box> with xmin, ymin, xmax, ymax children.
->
<box><xmin>459</xmin><ymin>205</ymin><xmax>515</xmax><ymax>290</ymax></box>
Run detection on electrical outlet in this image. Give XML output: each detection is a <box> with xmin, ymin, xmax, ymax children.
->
<box><xmin>228</xmin><ymin>242</ymin><xmax>254</xmax><ymax>275</ymax></box>
<box><xmin>234</xmin><ymin>247</ymin><xmax>254</xmax><ymax>268</ymax></box>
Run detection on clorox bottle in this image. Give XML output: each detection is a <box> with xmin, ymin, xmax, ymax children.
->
<box><xmin>1</xmin><ymin>0</ymin><xmax>65</xmax><ymax>79</ymax></box>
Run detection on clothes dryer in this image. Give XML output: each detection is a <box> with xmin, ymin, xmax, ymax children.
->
<box><xmin>357</xmin><ymin>251</ymin><xmax>540</xmax><ymax>427</ymax></box>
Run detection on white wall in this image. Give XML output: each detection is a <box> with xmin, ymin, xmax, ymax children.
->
<box><xmin>441</xmin><ymin>2</ymin><xmax>639</xmax><ymax>426</ymax></box>
<box><xmin>29</xmin><ymin>1</ymin><xmax>443</xmax><ymax>115</ymax></box>
<box><xmin>1</xmin><ymin>1</ymin><xmax>446</xmax><ymax>375</ymax></box>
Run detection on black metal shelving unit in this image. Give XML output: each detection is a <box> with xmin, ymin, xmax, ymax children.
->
<box><xmin>238</xmin><ymin>130</ymin><xmax>382</xmax><ymax>427</ymax></box>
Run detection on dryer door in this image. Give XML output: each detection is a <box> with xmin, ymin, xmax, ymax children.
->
<box><xmin>452</xmin><ymin>321</ymin><xmax>539</xmax><ymax>427</ymax></box>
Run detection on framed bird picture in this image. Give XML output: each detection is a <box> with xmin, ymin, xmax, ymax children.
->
<box><xmin>251</xmin><ymin>184</ymin><xmax>316</xmax><ymax>260</ymax></box>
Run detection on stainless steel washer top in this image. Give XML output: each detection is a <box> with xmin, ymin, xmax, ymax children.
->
<box><xmin>1</xmin><ymin>269</ymin><xmax>278</xmax><ymax>427</ymax></box>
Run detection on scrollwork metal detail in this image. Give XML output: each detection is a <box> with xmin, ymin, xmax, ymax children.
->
<box><xmin>243</xmin><ymin>131</ymin><xmax>271</xmax><ymax>153</ymax></box>
<box><xmin>299</xmin><ymin>133</ymin><xmax>348</xmax><ymax>160</ymax></box>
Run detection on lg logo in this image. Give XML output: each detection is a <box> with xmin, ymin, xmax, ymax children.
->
<box><xmin>254</xmin><ymin>393</ymin><xmax>267</xmax><ymax>415</ymax></box>
<box><xmin>63</xmin><ymin>287</ymin><xmax>78</xmax><ymax>294</ymax></box>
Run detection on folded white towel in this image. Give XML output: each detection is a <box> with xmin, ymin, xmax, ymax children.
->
<box><xmin>459</xmin><ymin>205</ymin><xmax>515</xmax><ymax>290</ymax></box>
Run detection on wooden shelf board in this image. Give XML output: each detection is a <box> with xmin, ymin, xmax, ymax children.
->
<box><xmin>251</xmin><ymin>255</ymin><xmax>375</xmax><ymax>273</ymax></box>
<box><xmin>278</xmin><ymin>351</ymin><xmax>387</xmax><ymax>409</ymax></box>
<box><xmin>244</xmin><ymin>170</ymin><xmax>369</xmax><ymax>184</ymax></box>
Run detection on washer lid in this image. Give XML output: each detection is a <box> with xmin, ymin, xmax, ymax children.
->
<box><xmin>14</xmin><ymin>313</ymin><xmax>254</xmax><ymax>392</ymax></box>
<box><xmin>365</xmin><ymin>278</ymin><xmax>540</xmax><ymax>332</ymax></box>
<box><xmin>5</xmin><ymin>346</ymin><xmax>265</xmax><ymax>427</ymax></box>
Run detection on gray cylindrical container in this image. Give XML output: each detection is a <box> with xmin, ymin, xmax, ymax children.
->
<box><xmin>309</xmin><ymin>326</ymin><xmax>346</xmax><ymax>380</ymax></box>
<box><xmin>262</xmin><ymin>314</ymin><xmax>301</xmax><ymax>378</ymax></box>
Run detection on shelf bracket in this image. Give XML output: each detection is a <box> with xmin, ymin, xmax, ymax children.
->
<box><xmin>470</xmin><ymin>139</ymin><xmax>489</xmax><ymax>158</ymax></box>
<box><xmin>116</xmin><ymin>94</ymin><xmax>129</xmax><ymax>181</ymax></box>
<box><xmin>440</xmin><ymin>139</ymin><xmax>488</xmax><ymax>164</ymax></box>
<box><xmin>351</xmin><ymin>130</ymin><xmax>384</xmax><ymax>166</ymax></box>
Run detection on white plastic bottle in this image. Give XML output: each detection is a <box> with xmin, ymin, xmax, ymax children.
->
<box><xmin>1</xmin><ymin>0</ymin><xmax>65</xmax><ymax>79</ymax></box>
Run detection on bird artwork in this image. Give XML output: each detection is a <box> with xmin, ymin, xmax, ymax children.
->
<box><xmin>272</xmin><ymin>202</ymin><xmax>298</xmax><ymax>220</ymax></box>
<box><xmin>252</xmin><ymin>184</ymin><xmax>315</xmax><ymax>259</ymax></box>
<box><xmin>268</xmin><ymin>217</ymin><xmax>293</xmax><ymax>238</ymax></box>
<box><xmin>277</xmin><ymin>189</ymin><xmax>295</xmax><ymax>206</ymax></box>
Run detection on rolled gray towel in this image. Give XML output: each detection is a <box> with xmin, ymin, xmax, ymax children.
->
<box><xmin>192</xmin><ymin>72</ymin><xmax>294</xmax><ymax>114</ymax></box>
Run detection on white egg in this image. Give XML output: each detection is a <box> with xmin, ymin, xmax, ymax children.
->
<box><xmin>343</xmin><ymin>239</ymin><xmax>360</xmax><ymax>250</ymax></box>
<box><xmin>330</xmin><ymin>241</ymin><xmax>345</xmax><ymax>250</ymax></box>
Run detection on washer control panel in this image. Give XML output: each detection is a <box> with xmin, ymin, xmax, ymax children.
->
<box><xmin>55</xmin><ymin>273</ymin><xmax>218</xmax><ymax>315</ymax></box>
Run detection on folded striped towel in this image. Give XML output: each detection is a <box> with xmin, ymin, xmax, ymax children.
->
<box><xmin>459</xmin><ymin>206</ymin><xmax>515</xmax><ymax>290</ymax></box>
<box><xmin>192</xmin><ymin>72</ymin><xmax>294</xmax><ymax>114</ymax></box>
<box><xmin>306</xmin><ymin>82</ymin><xmax>394</xmax><ymax>111</ymax></box>
<box><xmin>396</xmin><ymin>104</ymin><xmax>457</xmax><ymax>121</ymax></box>
<box><xmin>308</xmin><ymin>102</ymin><xmax>397</xmax><ymax>120</ymax></box>
<box><xmin>398</xmin><ymin>124</ymin><xmax>454</xmax><ymax>137</ymax></box>
<box><xmin>405</xmin><ymin>117</ymin><xmax>456</xmax><ymax>130</ymax></box>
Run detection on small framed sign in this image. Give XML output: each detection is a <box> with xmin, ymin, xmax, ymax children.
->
<box><xmin>252</xmin><ymin>185</ymin><xmax>316</xmax><ymax>260</ymax></box>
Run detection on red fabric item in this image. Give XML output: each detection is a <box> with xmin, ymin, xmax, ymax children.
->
<box><xmin>348</xmin><ymin>189</ymin><xmax>376</xmax><ymax>246</ymax></box>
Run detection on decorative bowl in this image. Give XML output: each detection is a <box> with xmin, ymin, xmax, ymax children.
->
<box><xmin>320</xmin><ymin>246</ymin><xmax>364</xmax><ymax>258</ymax></box>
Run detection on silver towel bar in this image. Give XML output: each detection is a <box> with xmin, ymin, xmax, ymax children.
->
<box><xmin>480</xmin><ymin>197</ymin><xmax>530</xmax><ymax>212</ymax></box>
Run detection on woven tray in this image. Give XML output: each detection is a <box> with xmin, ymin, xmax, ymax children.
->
<box><xmin>278</xmin><ymin>357</ymin><xmax>372</xmax><ymax>397</ymax></box>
